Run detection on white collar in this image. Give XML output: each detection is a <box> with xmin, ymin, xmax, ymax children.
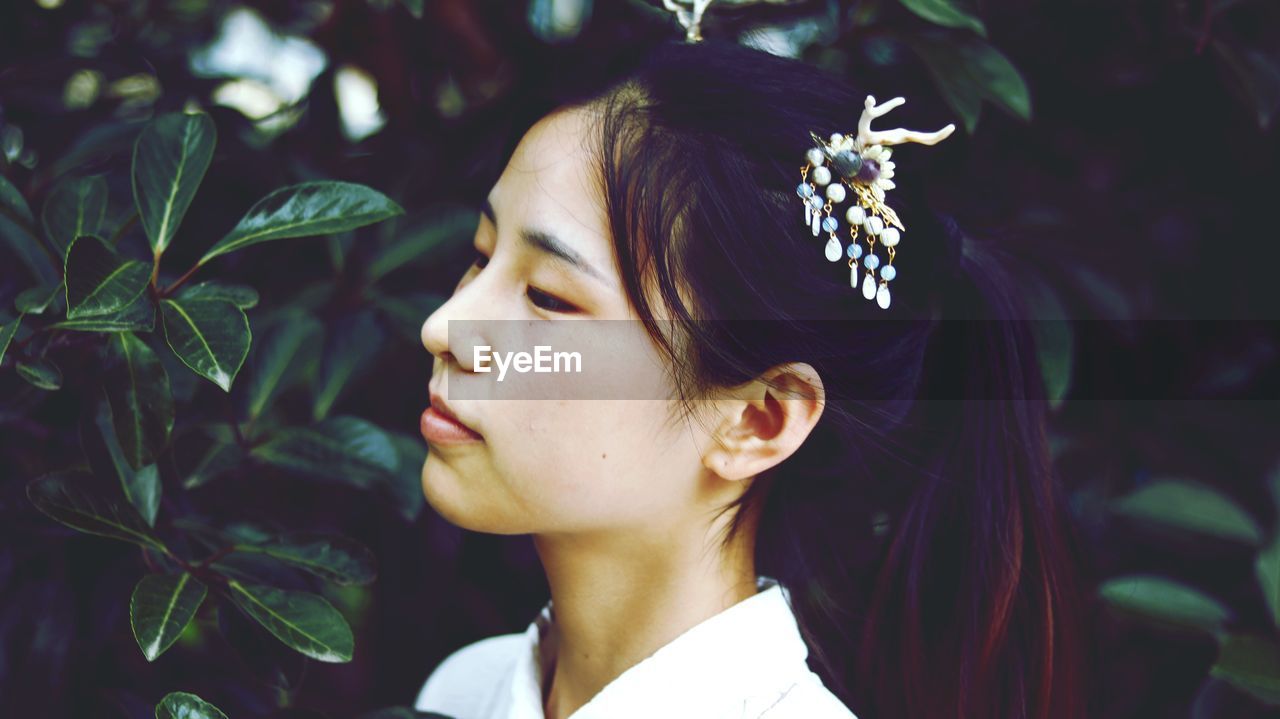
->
<box><xmin>501</xmin><ymin>575</ymin><xmax>815</xmax><ymax>718</ymax></box>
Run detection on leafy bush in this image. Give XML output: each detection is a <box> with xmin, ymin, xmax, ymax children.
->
<box><xmin>1</xmin><ymin>108</ymin><xmax>448</xmax><ymax>717</ymax></box>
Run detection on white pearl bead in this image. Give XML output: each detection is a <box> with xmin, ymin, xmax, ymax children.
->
<box><xmin>830</xmin><ymin>132</ymin><xmax>844</xmax><ymax>146</ymax></box>
<box><xmin>825</xmin><ymin>183</ymin><xmax>846</xmax><ymax>203</ymax></box>
<box><xmin>845</xmin><ymin>205</ymin><xmax>866</xmax><ymax>224</ymax></box>
<box><xmin>881</xmin><ymin>227</ymin><xmax>900</xmax><ymax>247</ymax></box>
<box><xmin>806</xmin><ymin>148</ymin><xmax>825</xmax><ymax>167</ymax></box>
<box><xmin>865</xmin><ymin>216</ymin><xmax>884</xmax><ymax>236</ymax></box>
<box><xmin>812</xmin><ymin>166</ymin><xmax>831</xmax><ymax>186</ymax></box>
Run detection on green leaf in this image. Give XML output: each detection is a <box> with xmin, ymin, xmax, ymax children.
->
<box><xmin>63</xmin><ymin>235</ymin><xmax>150</xmax><ymax>319</ymax></box>
<box><xmin>907</xmin><ymin>33</ymin><xmax>1031</xmax><ymax>133</ymax></box>
<box><xmin>366</xmin><ymin>206</ymin><xmax>477</xmax><ymax>281</ymax></box>
<box><xmin>225</xmin><ymin>579</ymin><xmax>354</xmax><ymax>662</ymax></box>
<box><xmin>15</xmin><ymin>282</ymin><xmax>62</xmax><ymax>315</ymax></box>
<box><xmin>400</xmin><ymin>0</ymin><xmax>424</xmax><ymax>19</ymax></box>
<box><xmin>103</xmin><ymin>332</ymin><xmax>175</xmax><ymax>472</ymax></box>
<box><xmin>41</xmin><ymin>174</ymin><xmax>107</xmax><ymax>260</ymax></box>
<box><xmin>0</xmin><ymin>315</ymin><xmax>21</xmax><ymax>365</ymax></box>
<box><xmin>130</xmin><ymin>572</ymin><xmax>207</xmax><ymax>661</ymax></box>
<box><xmin>82</xmin><ymin>397</ymin><xmax>162</xmax><ymax>526</ymax></box>
<box><xmin>1111</xmin><ymin>479</ymin><xmax>1263</xmax><ymax>545</ymax></box>
<box><xmin>897</xmin><ymin>0</ymin><xmax>986</xmax><ymax>37</ymax></box>
<box><xmin>1020</xmin><ymin>277</ymin><xmax>1073</xmax><ymax>410</ymax></box>
<box><xmin>182</xmin><ymin>438</ymin><xmax>244</xmax><ymax>490</ymax></box>
<box><xmin>17</xmin><ymin>357</ymin><xmax>62</xmax><ymax>390</ymax></box>
<box><xmin>49</xmin><ymin>290</ymin><xmax>155</xmax><ymax>332</ymax></box>
<box><xmin>251</xmin><ymin>415</ymin><xmax>400</xmax><ymax>490</ymax></box>
<box><xmin>132</xmin><ymin>111</ymin><xmax>216</xmax><ymax>255</ymax></box>
<box><xmin>155</xmin><ymin>691</ymin><xmax>227</xmax><ymax>719</ymax></box>
<box><xmin>312</xmin><ymin>309</ymin><xmax>385</xmax><ymax>421</ymax></box>
<box><xmin>1211</xmin><ymin>40</ymin><xmax>1280</xmax><ymax>131</ymax></box>
<box><xmin>369</xmin><ymin>289</ymin><xmax>445</xmax><ymax>344</ymax></box>
<box><xmin>1258</xmin><ymin>533</ymin><xmax>1280</xmax><ymax>630</ymax></box>
<box><xmin>1098</xmin><ymin>574</ymin><xmax>1230</xmax><ymax>634</ymax></box>
<box><xmin>244</xmin><ymin>313</ymin><xmax>323</xmax><ymax>421</ymax></box>
<box><xmin>1211</xmin><ymin>634</ymin><xmax>1280</xmax><ymax>706</ymax></box>
<box><xmin>0</xmin><ymin>174</ymin><xmax>58</xmax><ymax>284</ymax></box>
<box><xmin>177</xmin><ymin>280</ymin><xmax>259</xmax><ymax>309</ymax></box>
<box><xmin>237</xmin><ymin>532</ymin><xmax>377</xmax><ymax>586</ymax></box>
<box><xmin>160</xmin><ymin>297</ymin><xmax>251</xmax><ymax>392</ymax></box>
<box><xmin>25</xmin><ymin>470</ymin><xmax>166</xmax><ymax>551</ymax></box>
<box><xmin>199</xmin><ymin>181</ymin><xmax>404</xmax><ymax>265</ymax></box>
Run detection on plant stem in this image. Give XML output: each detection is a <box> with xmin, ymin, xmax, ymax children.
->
<box><xmin>158</xmin><ymin>260</ymin><xmax>203</xmax><ymax>297</ymax></box>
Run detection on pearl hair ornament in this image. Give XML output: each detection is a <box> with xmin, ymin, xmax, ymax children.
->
<box><xmin>796</xmin><ymin>96</ymin><xmax>955</xmax><ymax>309</ymax></box>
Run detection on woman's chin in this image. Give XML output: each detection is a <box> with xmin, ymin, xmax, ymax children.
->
<box><xmin>420</xmin><ymin>454</ymin><xmax>516</xmax><ymax>534</ymax></box>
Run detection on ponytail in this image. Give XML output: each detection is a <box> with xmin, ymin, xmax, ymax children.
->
<box><xmin>851</xmin><ymin>221</ymin><xmax>1090</xmax><ymax>719</ymax></box>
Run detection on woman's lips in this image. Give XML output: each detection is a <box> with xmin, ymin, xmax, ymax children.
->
<box><xmin>420</xmin><ymin>396</ymin><xmax>482</xmax><ymax>445</ymax></box>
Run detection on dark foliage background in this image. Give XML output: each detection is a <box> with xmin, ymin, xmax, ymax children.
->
<box><xmin>2</xmin><ymin>0</ymin><xmax>1279</xmax><ymax>717</ymax></box>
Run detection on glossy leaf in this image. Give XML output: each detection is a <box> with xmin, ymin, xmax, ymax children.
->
<box><xmin>130</xmin><ymin>572</ymin><xmax>207</xmax><ymax>661</ymax></box>
<box><xmin>17</xmin><ymin>357</ymin><xmax>62</xmax><ymax>390</ymax></box>
<box><xmin>1211</xmin><ymin>634</ymin><xmax>1280</xmax><ymax>706</ymax></box>
<box><xmin>132</xmin><ymin>111</ymin><xmax>216</xmax><ymax>255</ymax></box>
<box><xmin>15</xmin><ymin>282</ymin><xmax>62</xmax><ymax>314</ymax></box>
<box><xmin>1111</xmin><ymin>479</ymin><xmax>1263</xmax><ymax>545</ymax></box>
<box><xmin>897</xmin><ymin>0</ymin><xmax>986</xmax><ymax>37</ymax></box>
<box><xmin>244</xmin><ymin>313</ymin><xmax>323</xmax><ymax>421</ymax></box>
<box><xmin>199</xmin><ymin>181</ymin><xmax>404</xmax><ymax>265</ymax></box>
<box><xmin>82</xmin><ymin>397</ymin><xmax>162</xmax><ymax>526</ymax></box>
<box><xmin>63</xmin><ymin>234</ymin><xmax>150</xmax><ymax>319</ymax></box>
<box><xmin>225</xmin><ymin>579</ymin><xmax>354</xmax><ymax>662</ymax></box>
<box><xmin>25</xmin><ymin>470</ymin><xmax>166</xmax><ymax>551</ymax></box>
<box><xmin>41</xmin><ymin>174</ymin><xmax>107</xmax><ymax>260</ymax></box>
<box><xmin>102</xmin><ymin>331</ymin><xmax>175</xmax><ymax>473</ymax></box>
<box><xmin>155</xmin><ymin>691</ymin><xmax>227</xmax><ymax>719</ymax></box>
<box><xmin>1099</xmin><ymin>575</ymin><xmax>1230</xmax><ymax>634</ymax></box>
<box><xmin>251</xmin><ymin>415</ymin><xmax>399</xmax><ymax>490</ymax></box>
<box><xmin>177</xmin><ymin>280</ymin><xmax>259</xmax><ymax>309</ymax></box>
<box><xmin>238</xmin><ymin>532</ymin><xmax>377</xmax><ymax>586</ymax></box>
<box><xmin>160</xmin><ymin>297</ymin><xmax>251</xmax><ymax>392</ymax></box>
<box><xmin>49</xmin><ymin>291</ymin><xmax>156</xmax><ymax>333</ymax></box>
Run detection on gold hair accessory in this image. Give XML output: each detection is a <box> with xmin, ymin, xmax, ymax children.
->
<box><xmin>662</xmin><ymin>0</ymin><xmax>714</xmax><ymax>43</ymax></box>
<box><xmin>798</xmin><ymin>96</ymin><xmax>955</xmax><ymax>309</ymax></box>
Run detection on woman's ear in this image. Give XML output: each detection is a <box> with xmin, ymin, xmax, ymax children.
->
<box><xmin>702</xmin><ymin>362</ymin><xmax>826</xmax><ymax>482</ymax></box>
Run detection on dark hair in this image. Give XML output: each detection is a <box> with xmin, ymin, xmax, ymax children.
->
<box><xmin>526</xmin><ymin>38</ymin><xmax>1088</xmax><ymax>719</ymax></box>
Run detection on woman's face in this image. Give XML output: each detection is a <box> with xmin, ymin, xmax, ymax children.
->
<box><xmin>419</xmin><ymin>105</ymin><xmax>731</xmax><ymax>537</ymax></box>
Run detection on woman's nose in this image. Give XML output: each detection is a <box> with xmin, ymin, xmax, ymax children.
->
<box><xmin>421</xmin><ymin>270</ymin><xmax>496</xmax><ymax>372</ymax></box>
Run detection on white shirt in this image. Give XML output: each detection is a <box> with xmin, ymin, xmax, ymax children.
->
<box><xmin>414</xmin><ymin>575</ymin><xmax>858</xmax><ymax>718</ymax></box>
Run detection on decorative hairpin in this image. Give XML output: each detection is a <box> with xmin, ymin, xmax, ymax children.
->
<box><xmin>797</xmin><ymin>96</ymin><xmax>955</xmax><ymax>309</ymax></box>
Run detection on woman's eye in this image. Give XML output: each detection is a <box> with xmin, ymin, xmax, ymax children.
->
<box><xmin>527</xmin><ymin>286</ymin><xmax>578</xmax><ymax>313</ymax></box>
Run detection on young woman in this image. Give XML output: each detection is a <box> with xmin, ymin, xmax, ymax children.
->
<box><xmin>413</xmin><ymin>38</ymin><xmax>1088</xmax><ymax>719</ymax></box>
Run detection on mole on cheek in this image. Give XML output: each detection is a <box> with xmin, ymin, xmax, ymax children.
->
<box><xmin>601</xmin><ymin>453</ymin><xmax>607</xmax><ymax>459</ymax></box>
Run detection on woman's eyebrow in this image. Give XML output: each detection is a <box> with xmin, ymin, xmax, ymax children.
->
<box><xmin>482</xmin><ymin>195</ymin><xmax>613</xmax><ymax>287</ymax></box>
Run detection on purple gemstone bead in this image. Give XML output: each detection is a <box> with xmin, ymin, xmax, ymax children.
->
<box><xmin>856</xmin><ymin>159</ymin><xmax>880</xmax><ymax>183</ymax></box>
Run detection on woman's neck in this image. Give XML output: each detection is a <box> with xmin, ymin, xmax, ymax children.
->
<box><xmin>531</xmin><ymin>511</ymin><xmax>758</xmax><ymax>719</ymax></box>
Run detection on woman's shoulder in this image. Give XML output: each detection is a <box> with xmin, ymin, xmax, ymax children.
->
<box><xmin>413</xmin><ymin>631</ymin><xmax>527</xmax><ymax>714</ymax></box>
